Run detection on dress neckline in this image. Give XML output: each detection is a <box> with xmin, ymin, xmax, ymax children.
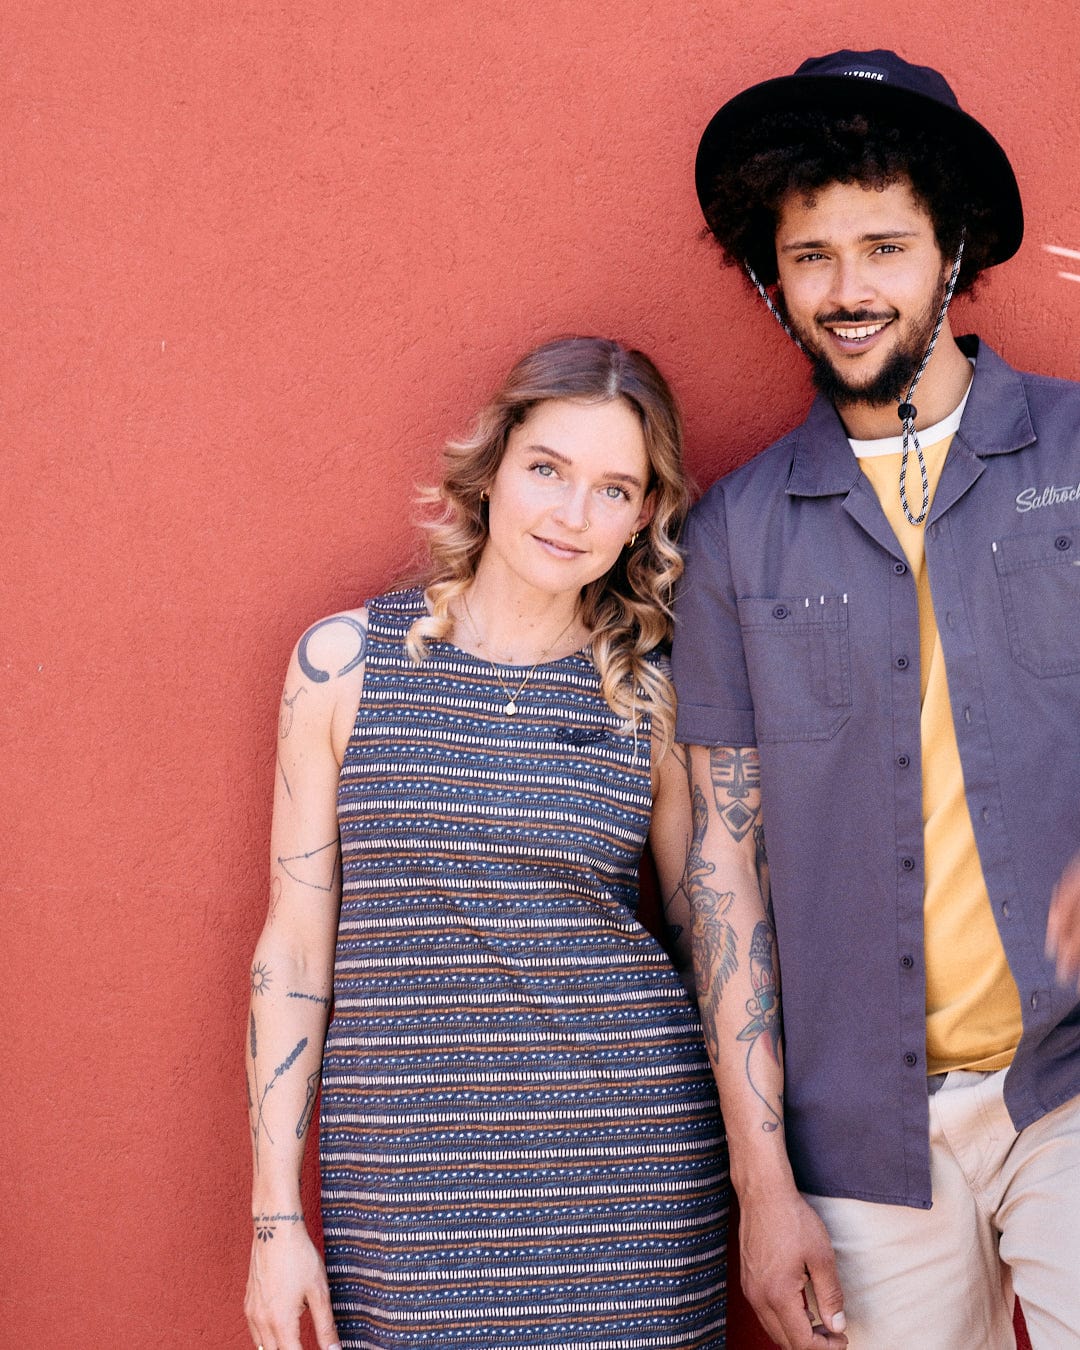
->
<box><xmin>431</xmin><ymin>635</ymin><xmax>594</xmax><ymax>674</ymax></box>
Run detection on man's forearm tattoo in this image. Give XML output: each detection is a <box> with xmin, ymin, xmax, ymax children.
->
<box><xmin>709</xmin><ymin>746</ymin><xmax>762</xmax><ymax>842</ymax></box>
<box><xmin>753</xmin><ymin>822</ymin><xmax>770</xmax><ymax>904</ymax></box>
<box><xmin>686</xmin><ymin>784</ymin><xmax>739</xmax><ymax>1012</ymax></box>
<box><xmin>737</xmin><ymin>917</ymin><xmax>783</xmax><ymax>1132</ymax></box>
<box><xmin>297</xmin><ymin>615</ymin><xmax>367</xmax><ymax>684</ymax></box>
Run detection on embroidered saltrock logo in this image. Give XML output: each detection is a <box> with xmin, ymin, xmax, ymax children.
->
<box><xmin>843</xmin><ymin>69</ymin><xmax>886</xmax><ymax>80</ymax></box>
<box><xmin>1015</xmin><ymin>482</ymin><xmax>1080</xmax><ymax>512</ymax></box>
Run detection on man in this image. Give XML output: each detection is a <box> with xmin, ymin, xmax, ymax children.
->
<box><xmin>673</xmin><ymin>50</ymin><xmax>1080</xmax><ymax>1349</ymax></box>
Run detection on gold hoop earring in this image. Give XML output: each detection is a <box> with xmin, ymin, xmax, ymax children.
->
<box><xmin>480</xmin><ymin>489</ymin><xmax>489</xmax><ymax>501</ymax></box>
<box><xmin>626</xmin><ymin>531</ymin><xmax>639</xmax><ymax>548</ymax></box>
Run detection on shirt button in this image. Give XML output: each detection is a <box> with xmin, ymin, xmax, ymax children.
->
<box><xmin>895</xmin><ymin>655</ymin><xmax>910</xmax><ymax>670</ymax></box>
<box><xmin>1054</xmin><ymin>535</ymin><xmax>1072</xmax><ymax>551</ymax></box>
<box><xmin>962</xmin><ymin>706</ymin><xmax>973</xmax><ymax>724</ymax></box>
<box><xmin>893</xmin><ymin>561</ymin><xmax>908</xmax><ymax>575</ymax></box>
<box><xmin>981</xmin><ymin>806</ymin><xmax>991</xmax><ymax>823</ymax></box>
<box><xmin>901</xmin><ymin>856</ymin><xmax>916</xmax><ymax>872</ymax></box>
<box><xmin>904</xmin><ymin>1052</ymin><xmax>918</xmax><ymax>1067</ymax></box>
<box><xmin>1002</xmin><ymin>901</ymin><xmax>1011</xmax><ymax>918</ymax></box>
<box><xmin>1030</xmin><ymin>991</ymin><xmax>1040</xmax><ymax>1011</ymax></box>
<box><xmin>896</xmin><ymin>754</ymin><xmax>911</xmax><ymax>768</ymax></box>
<box><xmin>901</xmin><ymin>955</ymin><xmax>914</xmax><ymax>969</ymax></box>
<box><xmin>945</xmin><ymin>611</ymin><xmax>956</xmax><ymax>629</ymax></box>
<box><xmin>773</xmin><ymin>605</ymin><xmax>790</xmax><ymax>619</ymax></box>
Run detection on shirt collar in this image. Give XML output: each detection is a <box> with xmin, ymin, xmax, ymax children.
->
<box><xmin>785</xmin><ymin>336</ymin><xmax>1037</xmax><ymax>499</ymax></box>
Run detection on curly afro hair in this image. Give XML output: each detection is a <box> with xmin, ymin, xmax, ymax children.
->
<box><xmin>699</xmin><ymin>105</ymin><xmax>1003</xmax><ymax>296</ymax></box>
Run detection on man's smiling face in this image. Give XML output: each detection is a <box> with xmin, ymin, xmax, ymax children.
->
<box><xmin>774</xmin><ymin>176</ymin><xmax>950</xmax><ymax>408</ymax></box>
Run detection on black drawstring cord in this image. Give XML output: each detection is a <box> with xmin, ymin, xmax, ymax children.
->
<box><xmin>897</xmin><ymin>230</ymin><xmax>966</xmax><ymax>526</ymax></box>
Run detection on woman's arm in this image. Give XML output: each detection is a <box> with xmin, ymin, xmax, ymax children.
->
<box><xmin>648</xmin><ymin>739</ymin><xmax>696</xmax><ymax>988</ymax></box>
<box><xmin>243</xmin><ymin>611</ymin><xmax>369</xmax><ymax>1350</ymax></box>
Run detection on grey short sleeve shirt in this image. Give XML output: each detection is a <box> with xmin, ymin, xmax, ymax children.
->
<box><xmin>673</xmin><ymin>338</ymin><xmax>1080</xmax><ymax>1207</ymax></box>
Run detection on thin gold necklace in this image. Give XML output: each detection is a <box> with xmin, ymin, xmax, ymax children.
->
<box><xmin>461</xmin><ymin>595</ymin><xmax>579</xmax><ymax>716</ymax></box>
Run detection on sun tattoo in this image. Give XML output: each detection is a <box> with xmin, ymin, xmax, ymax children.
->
<box><xmin>251</xmin><ymin>962</ymin><xmax>272</xmax><ymax>996</ymax></box>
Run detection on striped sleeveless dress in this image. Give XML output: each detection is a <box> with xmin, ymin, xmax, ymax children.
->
<box><xmin>321</xmin><ymin>588</ymin><xmax>728</xmax><ymax>1349</ymax></box>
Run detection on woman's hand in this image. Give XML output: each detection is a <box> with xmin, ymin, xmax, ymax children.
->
<box><xmin>244</xmin><ymin>1215</ymin><xmax>341</xmax><ymax>1350</ymax></box>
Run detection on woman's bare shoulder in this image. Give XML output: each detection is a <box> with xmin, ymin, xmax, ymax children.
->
<box><xmin>291</xmin><ymin>608</ymin><xmax>370</xmax><ymax>687</ymax></box>
<box><xmin>280</xmin><ymin>608</ymin><xmax>370</xmax><ymax>765</ymax></box>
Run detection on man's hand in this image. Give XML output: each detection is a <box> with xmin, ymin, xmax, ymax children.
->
<box><xmin>1047</xmin><ymin>850</ymin><xmax>1080</xmax><ymax>991</ymax></box>
<box><xmin>738</xmin><ymin>1187</ymin><xmax>847</xmax><ymax>1349</ymax></box>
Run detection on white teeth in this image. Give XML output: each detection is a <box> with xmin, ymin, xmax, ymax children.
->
<box><xmin>831</xmin><ymin>322</ymin><xmax>887</xmax><ymax>340</ymax></box>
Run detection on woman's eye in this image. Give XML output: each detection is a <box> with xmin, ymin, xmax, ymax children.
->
<box><xmin>603</xmin><ymin>485</ymin><xmax>630</xmax><ymax>501</ymax></box>
<box><xmin>531</xmin><ymin>462</ymin><xmax>556</xmax><ymax>477</ymax></box>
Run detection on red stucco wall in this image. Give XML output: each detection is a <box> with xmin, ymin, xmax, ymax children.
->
<box><xmin>7</xmin><ymin>2</ymin><xmax>1077</xmax><ymax>1345</ymax></box>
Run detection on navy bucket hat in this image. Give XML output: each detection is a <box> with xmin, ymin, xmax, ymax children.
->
<box><xmin>695</xmin><ymin>49</ymin><xmax>1023</xmax><ymax>266</ymax></box>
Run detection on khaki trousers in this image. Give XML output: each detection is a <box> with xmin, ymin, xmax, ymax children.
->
<box><xmin>803</xmin><ymin>1069</ymin><xmax>1080</xmax><ymax>1349</ymax></box>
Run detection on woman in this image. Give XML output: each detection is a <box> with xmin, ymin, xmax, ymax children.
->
<box><xmin>244</xmin><ymin>337</ymin><xmax>728</xmax><ymax>1350</ymax></box>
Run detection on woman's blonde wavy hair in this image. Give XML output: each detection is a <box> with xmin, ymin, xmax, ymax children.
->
<box><xmin>406</xmin><ymin>337</ymin><xmax>691</xmax><ymax>751</ymax></box>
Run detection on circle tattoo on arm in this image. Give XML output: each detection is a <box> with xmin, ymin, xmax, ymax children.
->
<box><xmin>297</xmin><ymin>615</ymin><xmax>368</xmax><ymax>684</ymax></box>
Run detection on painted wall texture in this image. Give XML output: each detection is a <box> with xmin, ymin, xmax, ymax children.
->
<box><xmin>6</xmin><ymin>1</ymin><xmax>1077</xmax><ymax>1345</ymax></box>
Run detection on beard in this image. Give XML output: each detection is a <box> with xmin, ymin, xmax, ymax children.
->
<box><xmin>779</xmin><ymin>274</ymin><xmax>947</xmax><ymax>409</ymax></box>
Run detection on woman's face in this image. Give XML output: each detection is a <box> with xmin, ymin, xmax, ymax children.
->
<box><xmin>480</xmin><ymin>397</ymin><xmax>654</xmax><ymax>603</ymax></box>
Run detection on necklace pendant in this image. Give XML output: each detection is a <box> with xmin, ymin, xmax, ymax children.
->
<box><xmin>504</xmin><ymin>700</ymin><xmax>517</xmax><ymax>716</ymax></box>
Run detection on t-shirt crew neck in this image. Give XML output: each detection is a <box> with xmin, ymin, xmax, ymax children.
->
<box><xmin>847</xmin><ymin>361</ymin><xmax>975</xmax><ymax>459</ymax></box>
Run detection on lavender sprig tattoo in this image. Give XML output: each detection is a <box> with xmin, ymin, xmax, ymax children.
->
<box><xmin>250</xmin><ymin>1029</ymin><xmax>310</xmax><ymax>1171</ymax></box>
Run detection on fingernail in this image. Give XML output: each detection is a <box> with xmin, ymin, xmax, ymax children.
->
<box><xmin>831</xmin><ymin>1311</ymin><xmax>847</xmax><ymax>1332</ymax></box>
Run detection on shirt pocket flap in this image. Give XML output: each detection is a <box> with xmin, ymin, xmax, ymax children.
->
<box><xmin>993</xmin><ymin>530</ymin><xmax>1080</xmax><ymax>677</ymax></box>
<box><xmin>738</xmin><ymin>594</ymin><xmax>852</xmax><ymax>743</ymax></box>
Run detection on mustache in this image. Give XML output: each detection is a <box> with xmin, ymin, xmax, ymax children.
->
<box><xmin>816</xmin><ymin>308</ymin><xmax>897</xmax><ymax>325</ymax></box>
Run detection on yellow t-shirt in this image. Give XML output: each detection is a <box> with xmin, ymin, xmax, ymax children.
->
<box><xmin>856</xmin><ymin>429</ymin><xmax>1022</xmax><ymax>1074</ymax></box>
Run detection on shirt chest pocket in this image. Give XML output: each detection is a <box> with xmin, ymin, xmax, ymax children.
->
<box><xmin>738</xmin><ymin>594</ymin><xmax>852</xmax><ymax>743</ymax></box>
<box><xmin>993</xmin><ymin>530</ymin><xmax>1080</xmax><ymax>677</ymax></box>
